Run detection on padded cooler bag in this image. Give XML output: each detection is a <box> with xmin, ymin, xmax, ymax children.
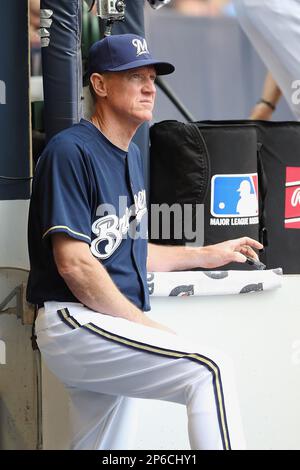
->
<box><xmin>149</xmin><ymin>120</ymin><xmax>260</xmax><ymax>270</ymax></box>
<box><xmin>201</xmin><ymin>120</ymin><xmax>300</xmax><ymax>273</ymax></box>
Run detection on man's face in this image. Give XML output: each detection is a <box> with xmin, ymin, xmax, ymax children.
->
<box><xmin>103</xmin><ymin>65</ymin><xmax>157</xmax><ymax>125</ymax></box>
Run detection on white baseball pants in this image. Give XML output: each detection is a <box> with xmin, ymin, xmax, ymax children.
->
<box><xmin>36</xmin><ymin>301</ymin><xmax>246</xmax><ymax>450</ymax></box>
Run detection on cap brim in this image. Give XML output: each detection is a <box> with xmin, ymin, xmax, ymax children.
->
<box><xmin>107</xmin><ymin>59</ymin><xmax>175</xmax><ymax>75</ymax></box>
<box><xmin>83</xmin><ymin>59</ymin><xmax>175</xmax><ymax>87</ymax></box>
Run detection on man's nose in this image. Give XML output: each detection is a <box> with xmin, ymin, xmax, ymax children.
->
<box><xmin>143</xmin><ymin>78</ymin><xmax>156</xmax><ymax>94</ymax></box>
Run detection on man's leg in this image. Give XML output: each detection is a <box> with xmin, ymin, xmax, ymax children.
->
<box><xmin>36</xmin><ymin>302</ymin><xmax>246</xmax><ymax>450</ymax></box>
<box><xmin>64</xmin><ymin>388</ymin><xmax>139</xmax><ymax>449</ymax></box>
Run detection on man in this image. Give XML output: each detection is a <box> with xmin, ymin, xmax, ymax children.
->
<box><xmin>27</xmin><ymin>34</ymin><xmax>262</xmax><ymax>450</ymax></box>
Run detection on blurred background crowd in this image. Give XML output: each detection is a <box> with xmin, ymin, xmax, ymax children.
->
<box><xmin>165</xmin><ymin>0</ymin><xmax>235</xmax><ymax>16</ymax></box>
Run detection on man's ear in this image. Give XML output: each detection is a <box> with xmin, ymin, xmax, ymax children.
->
<box><xmin>90</xmin><ymin>73</ymin><xmax>108</xmax><ymax>99</ymax></box>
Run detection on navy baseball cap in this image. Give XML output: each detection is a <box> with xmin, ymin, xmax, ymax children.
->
<box><xmin>87</xmin><ymin>34</ymin><xmax>175</xmax><ymax>79</ymax></box>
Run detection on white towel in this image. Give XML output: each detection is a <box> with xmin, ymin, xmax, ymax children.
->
<box><xmin>147</xmin><ymin>268</ymin><xmax>282</xmax><ymax>297</ymax></box>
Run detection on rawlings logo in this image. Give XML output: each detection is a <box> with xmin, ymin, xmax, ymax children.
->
<box><xmin>291</xmin><ymin>187</ymin><xmax>300</xmax><ymax>207</ymax></box>
<box><xmin>284</xmin><ymin>167</ymin><xmax>300</xmax><ymax>229</ymax></box>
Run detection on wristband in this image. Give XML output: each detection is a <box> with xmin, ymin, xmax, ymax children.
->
<box><xmin>257</xmin><ymin>98</ymin><xmax>276</xmax><ymax>111</ymax></box>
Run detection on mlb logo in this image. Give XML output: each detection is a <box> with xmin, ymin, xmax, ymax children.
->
<box><xmin>285</xmin><ymin>167</ymin><xmax>300</xmax><ymax>229</ymax></box>
<box><xmin>211</xmin><ymin>174</ymin><xmax>259</xmax><ymax>217</ymax></box>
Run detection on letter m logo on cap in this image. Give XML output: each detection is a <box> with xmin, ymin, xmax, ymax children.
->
<box><xmin>132</xmin><ymin>38</ymin><xmax>149</xmax><ymax>57</ymax></box>
<box><xmin>285</xmin><ymin>167</ymin><xmax>300</xmax><ymax>229</ymax></box>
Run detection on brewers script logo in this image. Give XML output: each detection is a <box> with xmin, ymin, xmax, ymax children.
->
<box><xmin>285</xmin><ymin>167</ymin><xmax>300</xmax><ymax>229</ymax></box>
<box><xmin>132</xmin><ymin>38</ymin><xmax>149</xmax><ymax>57</ymax></box>
<box><xmin>91</xmin><ymin>190</ymin><xmax>147</xmax><ymax>259</ymax></box>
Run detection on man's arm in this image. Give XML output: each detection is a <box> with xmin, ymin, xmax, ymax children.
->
<box><xmin>52</xmin><ymin>233</ymin><xmax>175</xmax><ymax>334</ymax></box>
<box><xmin>250</xmin><ymin>72</ymin><xmax>282</xmax><ymax>120</ymax></box>
<box><xmin>147</xmin><ymin>237</ymin><xmax>263</xmax><ymax>272</ymax></box>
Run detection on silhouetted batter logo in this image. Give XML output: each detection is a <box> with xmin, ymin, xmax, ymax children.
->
<box><xmin>211</xmin><ymin>173</ymin><xmax>258</xmax><ymax>217</ymax></box>
<box><xmin>285</xmin><ymin>167</ymin><xmax>300</xmax><ymax>229</ymax></box>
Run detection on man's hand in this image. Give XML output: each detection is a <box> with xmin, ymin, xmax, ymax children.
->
<box><xmin>148</xmin><ymin>237</ymin><xmax>263</xmax><ymax>272</ymax></box>
<box><xmin>198</xmin><ymin>237</ymin><xmax>263</xmax><ymax>269</ymax></box>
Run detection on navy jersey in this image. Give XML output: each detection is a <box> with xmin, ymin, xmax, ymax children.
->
<box><xmin>26</xmin><ymin>119</ymin><xmax>150</xmax><ymax>311</ymax></box>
